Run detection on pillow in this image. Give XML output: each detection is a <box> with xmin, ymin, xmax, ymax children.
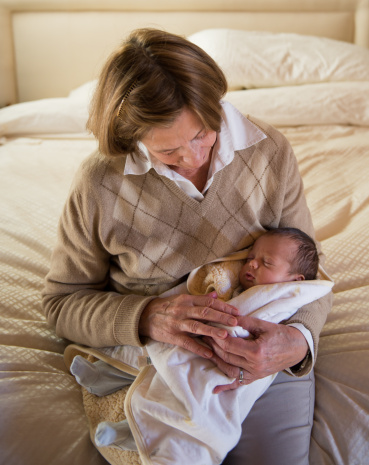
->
<box><xmin>224</xmin><ymin>81</ymin><xmax>369</xmax><ymax>127</ymax></box>
<box><xmin>68</xmin><ymin>80</ymin><xmax>97</xmax><ymax>101</ymax></box>
<box><xmin>0</xmin><ymin>81</ymin><xmax>97</xmax><ymax>137</ymax></box>
<box><xmin>188</xmin><ymin>29</ymin><xmax>369</xmax><ymax>90</ymax></box>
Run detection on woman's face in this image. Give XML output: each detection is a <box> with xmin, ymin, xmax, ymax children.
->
<box><xmin>141</xmin><ymin>107</ymin><xmax>217</xmax><ymax>175</ymax></box>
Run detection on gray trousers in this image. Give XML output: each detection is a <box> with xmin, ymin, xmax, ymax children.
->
<box><xmin>222</xmin><ymin>369</ymin><xmax>315</xmax><ymax>465</ymax></box>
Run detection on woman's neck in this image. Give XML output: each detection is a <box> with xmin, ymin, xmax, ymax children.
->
<box><xmin>170</xmin><ymin>155</ymin><xmax>212</xmax><ymax>193</ymax></box>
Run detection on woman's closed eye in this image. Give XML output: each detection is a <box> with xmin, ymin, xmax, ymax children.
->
<box><xmin>158</xmin><ymin>134</ymin><xmax>206</xmax><ymax>156</ymax></box>
<box><xmin>161</xmin><ymin>149</ymin><xmax>176</xmax><ymax>156</ymax></box>
<box><xmin>195</xmin><ymin>130</ymin><xmax>207</xmax><ymax>140</ymax></box>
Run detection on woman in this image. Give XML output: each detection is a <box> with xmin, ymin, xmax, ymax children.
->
<box><xmin>42</xmin><ymin>28</ymin><xmax>331</xmax><ymax>464</ymax></box>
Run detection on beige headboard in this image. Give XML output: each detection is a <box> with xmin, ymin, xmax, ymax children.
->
<box><xmin>1</xmin><ymin>0</ymin><xmax>369</xmax><ymax>107</ymax></box>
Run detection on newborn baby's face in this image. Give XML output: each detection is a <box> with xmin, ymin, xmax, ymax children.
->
<box><xmin>239</xmin><ymin>235</ymin><xmax>300</xmax><ymax>289</ymax></box>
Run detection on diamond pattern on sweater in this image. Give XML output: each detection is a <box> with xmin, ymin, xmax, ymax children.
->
<box><xmin>102</xmin><ymin>142</ymin><xmax>281</xmax><ymax>286</ymax></box>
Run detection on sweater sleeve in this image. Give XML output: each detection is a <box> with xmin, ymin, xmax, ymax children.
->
<box><xmin>277</xmin><ymin>140</ymin><xmax>332</xmax><ymax>374</ymax></box>
<box><xmin>42</xmin><ymin>183</ymin><xmax>154</xmax><ymax>348</ymax></box>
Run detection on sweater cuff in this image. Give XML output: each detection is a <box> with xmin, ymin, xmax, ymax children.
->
<box><xmin>113</xmin><ymin>294</ymin><xmax>156</xmax><ymax>347</ymax></box>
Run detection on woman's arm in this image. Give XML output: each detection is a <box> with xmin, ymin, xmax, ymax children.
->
<box><xmin>42</xmin><ymin>186</ymin><xmax>152</xmax><ymax>347</ymax></box>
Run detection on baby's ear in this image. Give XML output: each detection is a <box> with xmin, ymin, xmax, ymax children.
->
<box><xmin>294</xmin><ymin>274</ymin><xmax>305</xmax><ymax>281</ymax></box>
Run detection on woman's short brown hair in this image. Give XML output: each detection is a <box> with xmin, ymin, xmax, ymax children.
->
<box><xmin>87</xmin><ymin>28</ymin><xmax>228</xmax><ymax>157</ymax></box>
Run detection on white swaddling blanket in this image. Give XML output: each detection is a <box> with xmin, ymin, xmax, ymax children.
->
<box><xmin>126</xmin><ymin>278</ymin><xmax>333</xmax><ymax>465</ymax></box>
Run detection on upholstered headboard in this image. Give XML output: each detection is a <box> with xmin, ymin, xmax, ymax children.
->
<box><xmin>1</xmin><ymin>0</ymin><xmax>369</xmax><ymax>106</ymax></box>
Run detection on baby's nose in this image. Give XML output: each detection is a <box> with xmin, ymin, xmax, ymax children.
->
<box><xmin>249</xmin><ymin>259</ymin><xmax>258</xmax><ymax>269</ymax></box>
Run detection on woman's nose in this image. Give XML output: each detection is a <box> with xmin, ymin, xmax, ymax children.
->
<box><xmin>183</xmin><ymin>145</ymin><xmax>203</xmax><ymax>163</ymax></box>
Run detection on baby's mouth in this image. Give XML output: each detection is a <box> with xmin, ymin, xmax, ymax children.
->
<box><xmin>245</xmin><ymin>272</ymin><xmax>254</xmax><ymax>281</ymax></box>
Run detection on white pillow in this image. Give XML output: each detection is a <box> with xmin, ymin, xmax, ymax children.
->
<box><xmin>188</xmin><ymin>29</ymin><xmax>369</xmax><ymax>90</ymax></box>
<box><xmin>224</xmin><ymin>81</ymin><xmax>369</xmax><ymax>127</ymax></box>
<box><xmin>68</xmin><ymin>80</ymin><xmax>97</xmax><ymax>101</ymax></box>
<box><xmin>0</xmin><ymin>81</ymin><xmax>96</xmax><ymax>137</ymax></box>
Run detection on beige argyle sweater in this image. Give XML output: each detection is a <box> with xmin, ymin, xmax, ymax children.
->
<box><xmin>42</xmin><ymin>116</ymin><xmax>331</xmax><ymax>368</ymax></box>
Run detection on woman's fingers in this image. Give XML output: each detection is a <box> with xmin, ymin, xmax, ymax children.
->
<box><xmin>202</xmin><ymin>292</ymin><xmax>240</xmax><ymax>316</ymax></box>
<box><xmin>204</xmin><ymin>336</ymin><xmax>247</xmax><ymax>370</ymax></box>
<box><xmin>206</xmin><ymin>351</ymin><xmax>250</xmax><ymax>392</ymax></box>
<box><xmin>171</xmin><ymin>333</ymin><xmax>214</xmax><ymax>359</ymax></box>
<box><xmin>138</xmin><ymin>294</ymin><xmax>240</xmax><ymax>358</ymax></box>
<box><xmin>166</xmin><ymin>294</ymin><xmax>239</xmax><ymax>325</ymax></box>
<box><xmin>172</xmin><ymin>293</ymin><xmax>240</xmax><ymax>319</ymax></box>
<box><xmin>205</xmin><ymin>315</ymin><xmax>309</xmax><ymax>381</ymax></box>
<box><xmin>144</xmin><ymin>294</ymin><xmax>239</xmax><ymax>332</ymax></box>
<box><xmin>208</xmin><ymin>349</ymin><xmax>241</xmax><ymax>379</ymax></box>
<box><xmin>205</xmin><ymin>336</ymin><xmax>256</xmax><ymax>383</ymax></box>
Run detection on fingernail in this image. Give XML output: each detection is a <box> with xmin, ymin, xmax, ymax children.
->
<box><xmin>203</xmin><ymin>350</ymin><xmax>213</xmax><ymax>358</ymax></box>
<box><xmin>217</xmin><ymin>329</ymin><xmax>227</xmax><ymax>338</ymax></box>
<box><xmin>228</xmin><ymin>317</ymin><xmax>237</xmax><ymax>325</ymax></box>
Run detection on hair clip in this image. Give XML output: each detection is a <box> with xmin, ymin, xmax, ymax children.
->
<box><xmin>117</xmin><ymin>81</ymin><xmax>138</xmax><ymax>118</ymax></box>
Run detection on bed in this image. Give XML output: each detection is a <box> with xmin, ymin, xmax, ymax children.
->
<box><xmin>1</xmin><ymin>1</ymin><xmax>369</xmax><ymax>464</ymax></box>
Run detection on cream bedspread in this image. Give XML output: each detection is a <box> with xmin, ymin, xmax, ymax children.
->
<box><xmin>1</xmin><ymin>30</ymin><xmax>369</xmax><ymax>465</ymax></box>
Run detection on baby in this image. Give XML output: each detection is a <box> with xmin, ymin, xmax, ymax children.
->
<box><xmin>237</xmin><ymin>226</ymin><xmax>318</xmax><ymax>291</ymax></box>
<box><xmin>189</xmin><ymin>226</ymin><xmax>319</xmax><ymax>301</ymax></box>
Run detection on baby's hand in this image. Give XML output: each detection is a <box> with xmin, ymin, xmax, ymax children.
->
<box><xmin>212</xmin><ymin>378</ymin><xmax>243</xmax><ymax>394</ymax></box>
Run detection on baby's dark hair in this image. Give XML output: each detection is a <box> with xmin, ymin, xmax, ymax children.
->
<box><xmin>263</xmin><ymin>227</ymin><xmax>319</xmax><ymax>280</ymax></box>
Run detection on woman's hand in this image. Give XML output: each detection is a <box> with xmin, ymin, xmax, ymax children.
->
<box><xmin>203</xmin><ymin>314</ymin><xmax>309</xmax><ymax>393</ymax></box>
<box><xmin>138</xmin><ymin>292</ymin><xmax>239</xmax><ymax>359</ymax></box>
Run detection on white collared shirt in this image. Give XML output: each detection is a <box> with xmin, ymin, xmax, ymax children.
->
<box><xmin>124</xmin><ymin>101</ymin><xmax>266</xmax><ymax>200</ymax></box>
<box><xmin>124</xmin><ymin>100</ymin><xmax>314</xmax><ymax>365</ymax></box>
